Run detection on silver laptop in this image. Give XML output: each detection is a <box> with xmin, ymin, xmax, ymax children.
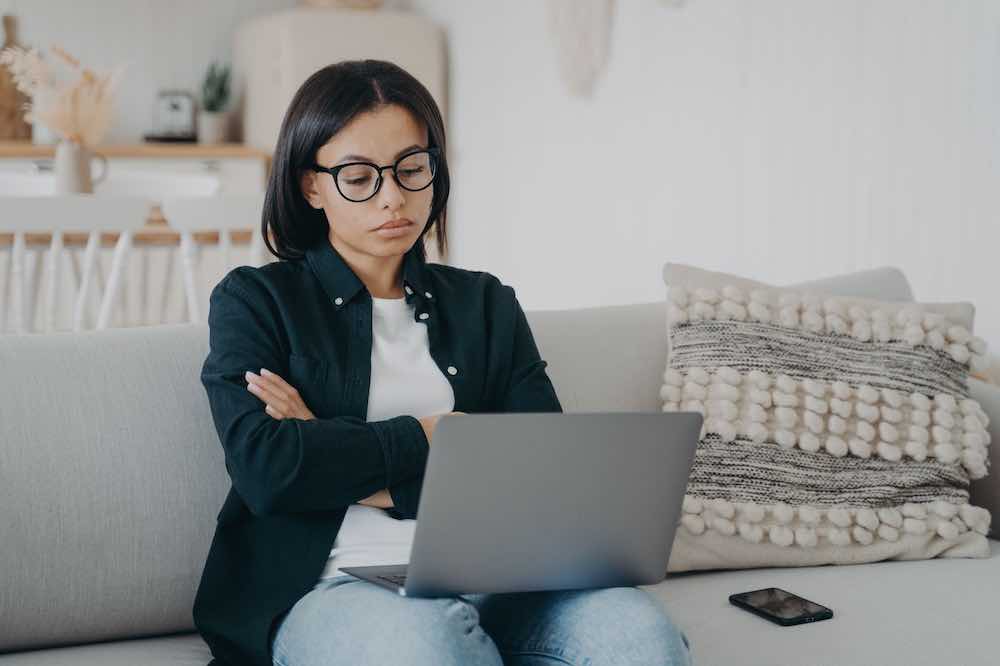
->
<box><xmin>341</xmin><ymin>411</ymin><xmax>703</xmax><ymax>597</ymax></box>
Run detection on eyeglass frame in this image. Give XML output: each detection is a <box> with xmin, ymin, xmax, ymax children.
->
<box><xmin>310</xmin><ymin>146</ymin><xmax>441</xmax><ymax>202</ymax></box>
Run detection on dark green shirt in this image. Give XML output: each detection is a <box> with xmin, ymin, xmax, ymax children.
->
<box><xmin>194</xmin><ymin>239</ymin><xmax>563</xmax><ymax>666</ymax></box>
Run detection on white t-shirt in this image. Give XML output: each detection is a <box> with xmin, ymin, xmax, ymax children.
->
<box><xmin>319</xmin><ymin>294</ymin><xmax>455</xmax><ymax>581</ymax></box>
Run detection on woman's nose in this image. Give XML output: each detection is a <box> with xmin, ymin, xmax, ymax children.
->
<box><xmin>377</xmin><ymin>170</ymin><xmax>406</xmax><ymax>207</ymax></box>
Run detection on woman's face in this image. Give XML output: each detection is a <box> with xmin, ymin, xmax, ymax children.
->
<box><xmin>300</xmin><ymin>104</ymin><xmax>434</xmax><ymax>260</ymax></box>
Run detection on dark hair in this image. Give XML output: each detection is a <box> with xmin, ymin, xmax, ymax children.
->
<box><xmin>262</xmin><ymin>59</ymin><xmax>450</xmax><ymax>262</ymax></box>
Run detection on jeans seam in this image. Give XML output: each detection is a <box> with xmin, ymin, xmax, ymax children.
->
<box><xmin>271</xmin><ymin>647</ymin><xmax>289</xmax><ymax>666</ymax></box>
<box><xmin>501</xmin><ymin>648</ymin><xmax>581</xmax><ymax>666</ymax></box>
<box><xmin>271</xmin><ymin>631</ymin><xmax>290</xmax><ymax>666</ymax></box>
<box><xmin>500</xmin><ymin>638</ymin><xmax>589</xmax><ymax>666</ymax></box>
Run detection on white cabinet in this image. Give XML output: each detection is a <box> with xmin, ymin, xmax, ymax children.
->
<box><xmin>99</xmin><ymin>157</ymin><xmax>266</xmax><ymax>194</ymax></box>
<box><xmin>234</xmin><ymin>7</ymin><xmax>448</xmax><ymax>153</ymax></box>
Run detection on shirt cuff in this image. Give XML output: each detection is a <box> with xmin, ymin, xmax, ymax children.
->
<box><xmin>368</xmin><ymin>414</ymin><xmax>429</xmax><ymax>487</ymax></box>
<box><xmin>387</xmin><ymin>473</ymin><xmax>425</xmax><ymax>520</ymax></box>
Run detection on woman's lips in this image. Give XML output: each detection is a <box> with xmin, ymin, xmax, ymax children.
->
<box><xmin>375</xmin><ymin>219</ymin><xmax>413</xmax><ymax>230</ymax></box>
<box><xmin>374</xmin><ymin>219</ymin><xmax>414</xmax><ymax>237</ymax></box>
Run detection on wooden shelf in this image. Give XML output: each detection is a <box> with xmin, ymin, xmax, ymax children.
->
<box><xmin>0</xmin><ymin>141</ymin><xmax>271</xmax><ymax>161</ymax></box>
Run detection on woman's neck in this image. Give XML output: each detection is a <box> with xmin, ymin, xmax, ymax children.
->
<box><xmin>329</xmin><ymin>235</ymin><xmax>405</xmax><ymax>299</ymax></box>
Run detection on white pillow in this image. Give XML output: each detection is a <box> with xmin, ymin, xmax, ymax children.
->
<box><xmin>661</xmin><ymin>263</ymin><xmax>992</xmax><ymax>572</ymax></box>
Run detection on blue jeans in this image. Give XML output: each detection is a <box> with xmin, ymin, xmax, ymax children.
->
<box><xmin>271</xmin><ymin>574</ymin><xmax>693</xmax><ymax>665</ymax></box>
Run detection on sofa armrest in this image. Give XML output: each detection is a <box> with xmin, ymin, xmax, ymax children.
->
<box><xmin>972</xmin><ymin>354</ymin><xmax>1000</xmax><ymax>387</ymax></box>
<box><xmin>969</xmin><ymin>377</ymin><xmax>999</xmax><ymax>538</ymax></box>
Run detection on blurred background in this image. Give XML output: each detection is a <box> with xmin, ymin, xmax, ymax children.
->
<box><xmin>0</xmin><ymin>0</ymin><xmax>997</xmax><ymax>342</ymax></box>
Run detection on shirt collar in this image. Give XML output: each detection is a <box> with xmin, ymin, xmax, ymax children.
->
<box><xmin>304</xmin><ymin>240</ymin><xmax>430</xmax><ymax>311</ymax></box>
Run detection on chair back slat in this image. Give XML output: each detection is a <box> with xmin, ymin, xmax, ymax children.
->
<box><xmin>0</xmin><ymin>197</ymin><xmax>150</xmax><ymax>334</ymax></box>
<box><xmin>160</xmin><ymin>194</ymin><xmax>268</xmax><ymax>323</ymax></box>
<box><xmin>2</xmin><ymin>194</ymin><xmax>267</xmax><ymax>332</ymax></box>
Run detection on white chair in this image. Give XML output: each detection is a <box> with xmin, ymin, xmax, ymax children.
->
<box><xmin>0</xmin><ymin>196</ymin><xmax>152</xmax><ymax>334</ymax></box>
<box><xmin>160</xmin><ymin>194</ymin><xmax>268</xmax><ymax>323</ymax></box>
<box><xmin>0</xmin><ymin>169</ymin><xmax>225</xmax><ymax>326</ymax></box>
<box><xmin>94</xmin><ymin>171</ymin><xmax>222</xmax><ymax>327</ymax></box>
<box><xmin>94</xmin><ymin>170</ymin><xmax>221</xmax><ymax>201</ymax></box>
<box><xmin>0</xmin><ymin>175</ymin><xmax>103</xmax><ymax>331</ymax></box>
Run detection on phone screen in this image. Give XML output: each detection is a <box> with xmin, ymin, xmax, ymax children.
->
<box><xmin>730</xmin><ymin>587</ymin><xmax>832</xmax><ymax>623</ymax></box>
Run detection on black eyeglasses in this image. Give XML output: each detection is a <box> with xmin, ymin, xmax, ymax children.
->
<box><xmin>311</xmin><ymin>147</ymin><xmax>440</xmax><ymax>202</ymax></box>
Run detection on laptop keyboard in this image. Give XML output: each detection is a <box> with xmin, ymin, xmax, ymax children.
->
<box><xmin>377</xmin><ymin>573</ymin><xmax>408</xmax><ymax>587</ymax></box>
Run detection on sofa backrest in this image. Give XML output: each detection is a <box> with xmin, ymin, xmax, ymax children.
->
<box><xmin>0</xmin><ymin>301</ymin><xmax>667</xmax><ymax>652</ymax></box>
<box><xmin>1</xmin><ymin>323</ymin><xmax>224</xmax><ymax>653</ymax></box>
<box><xmin>530</xmin><ymin>301</ymin><xmax>670</xmax><ymax>412</ymax></box>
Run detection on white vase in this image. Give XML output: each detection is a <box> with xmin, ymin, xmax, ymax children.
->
<box><xmin>198</xmin><ymin>111</ymin><xmax>229</xmax><ymax>144</ymax></box>
<box><xmin>31</xmin><ymin>121</ymin><xmax>58</xmax><ymax>145</ymax></box>
<box><xmin>53</xmin><ymin>139</ymin><xmax>108</xmax><ymax>194</ymax></box>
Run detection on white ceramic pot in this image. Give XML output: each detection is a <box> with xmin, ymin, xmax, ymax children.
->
<box><xmin>53</xmin><ymin>139</ymin><xmax>108</xmax><ymax>194</ymax></box>
<box><xmin>198</xmin><ymin>111</ymin><xmax>229</xmax><ymax>144</ymax></box>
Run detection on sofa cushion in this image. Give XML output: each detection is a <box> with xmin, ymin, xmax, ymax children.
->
<box><xmin>0</xmin><ymin>633</ymin><xmax>211</xmax><ymax>665</ymax></box>
<box><xmin>526</xmin><ymin>301</ymin><xmax>672</xmax><ymax>414</ymax></box>
<box><xmin>0</xmin><ymin>324</ymin><xmax>226</xmax><ymax>653</ymax></box>
<box><xmin>648</xmin><ymin>537</ymin><xmax>1000</xmax><ymax>666</ymax></box>
<box><xmin>3</xmin><ymin>543</ymin><xmax>997</xmax><ymax>666</ymax></box>
<box><xmin>660</xmin><ymin>263</ymin><xmax>992</xmax><ymax>572</ymax></box>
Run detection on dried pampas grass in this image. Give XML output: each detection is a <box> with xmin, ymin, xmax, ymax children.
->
<box><xmin>0</xmin><ymin>44</ymin><xmax>125</xmax><ymax>147</ymax></box>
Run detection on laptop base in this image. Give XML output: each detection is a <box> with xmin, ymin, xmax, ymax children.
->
<box><xmin>340</xmin><ymin>564</ymin><xmax>410</xmax><ymax>596</ymax></box>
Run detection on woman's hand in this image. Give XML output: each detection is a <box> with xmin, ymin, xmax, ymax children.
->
<box><xmin>417</xmin><ymin>411</ymin><xmax>466</xmax><ymax>445</ymax></box>
<box><xmin>358</xmin><ymin>488</ymin><xmax>394</xmax><ymax>509</ymax></box>
<box><xmin>245</xmin><ymin>368</ymin><xmax>316</xmax><ymax>421</ymax></box>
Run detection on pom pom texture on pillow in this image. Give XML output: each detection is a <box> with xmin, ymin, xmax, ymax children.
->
<box><xmin>663</xmin><ymin>267</ymin><xmax>992</xmax><ymax>572</ymax></box>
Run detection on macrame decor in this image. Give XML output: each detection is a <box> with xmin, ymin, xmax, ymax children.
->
<box><xmin>661</xmin><ymin>264</ymin><xmax>993</xmax><ymax>573</ymax></box>
<box><xmin>546</xmin><ymin>0</ymin><xmax>615</xmax><ymax>97</ymax></box>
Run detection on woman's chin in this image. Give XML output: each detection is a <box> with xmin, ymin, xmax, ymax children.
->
<box><xmin>364</xmin><ymin>236</ymin><xmax>417</xmax><ymax>257</ymax></box>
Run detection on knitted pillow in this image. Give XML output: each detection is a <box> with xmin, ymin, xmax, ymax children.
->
<box><xmin>661</xmin><ymin>263</ymin><xmax>993</xmax><ymax>573</ymax></box>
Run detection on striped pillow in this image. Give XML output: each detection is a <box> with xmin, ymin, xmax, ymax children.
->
<box><xmin>662</xmin><ymin>264</ymin><xmax>992</xmax><ymax>572</ymax></box>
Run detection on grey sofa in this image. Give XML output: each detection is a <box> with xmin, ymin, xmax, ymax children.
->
<box><xmin>2</xmin><ymin>292</ymin><xmax>998</xmax><ymax>665</ymax></box>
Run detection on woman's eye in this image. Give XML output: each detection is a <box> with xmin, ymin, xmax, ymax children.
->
<box><xmin>400</xmin><ymin>168</ymin><xmax>423</xmax><ymax>176</ymax></box>
<box><xmin>345</xmin><ymin>176</ymin><xmax>371</xmax><ymax>185</ymax></box>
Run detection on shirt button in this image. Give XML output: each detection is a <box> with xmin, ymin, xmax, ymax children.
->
<box><xmin>334</xmin><ymin>297</ymin><xmax>344</xmax><ymax>306</ymax></box>
<box><xmin>447</xmin><ymin>366</ymin><xmax>458</xmax><ymax>376</ymax></box>
<box><xmin>425</xmin><ymin>291</ymin><xmax>433</xmax><ymax>299</ymax></box>
<box><xmin>419</xmin><ymin>312</ymin><xmax>430</xmax><ymax>320</ymax></box>
<box><xmin>404</xmin><ymin>285</ymin><xmax>413</xmax><ymax>295</ymax></box>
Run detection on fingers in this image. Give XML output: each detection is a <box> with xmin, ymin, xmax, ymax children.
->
<box><xmin>246</xmin><ymin>369</ymin><xmax>295</xmax><ymax>416</ymax></box>
<box><xmin>249</xmin><ymin>368</ymin><xmax>298</xmax><ymax>399</ymax></box>
<box><xmin>246</xmin><ymin>369</ymin><xmax>317</xmax><ymax>421</ymax></box>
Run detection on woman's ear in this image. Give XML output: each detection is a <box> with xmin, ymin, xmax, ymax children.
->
<box><xmin>299</xmin><ymin>170</ymin><xmax>324</xmax><ymax>210</ymax></box>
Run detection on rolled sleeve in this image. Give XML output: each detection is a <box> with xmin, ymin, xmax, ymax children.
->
<box><xmin>369</xmin><ymin>414</ymin><xmax>430</xmax><ymax>488</ymax></box>
<box><xmin>386</xmin><ymin>473</ymin><xmax>425</xmax><ymax>520</ymax></box>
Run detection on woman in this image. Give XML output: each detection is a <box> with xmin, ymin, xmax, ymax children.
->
<box><xmin>194</xmin><ymin>59</ymin><xmax>693</xmax><ymax>666</ymax></box>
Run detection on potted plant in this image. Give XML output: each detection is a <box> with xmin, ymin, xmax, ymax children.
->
<box><xmin>198</xmin><ymin>61</ymin><xmax>230</xmax><ymax>144</ymax></box>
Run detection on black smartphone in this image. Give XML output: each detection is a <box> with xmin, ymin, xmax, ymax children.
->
<box><xmin>729</xmin><ymin>587</ymin><xmax>833</xmax><ymax>626</ymax></box>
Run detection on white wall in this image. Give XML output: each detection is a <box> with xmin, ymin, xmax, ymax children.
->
<box><xmin>0</xmin><ymin>0</ymin><xmax>297</xmax><ymax>142</ymax></box>
<box><xmin>406</xmin><ymin>0</ymin><xmax>1000</xmax><ymax>345</ymax></box>
<box><xmin>3</xmin><ymin>1</ymin><xmax>999</xmax><ymax>344</ymax></box>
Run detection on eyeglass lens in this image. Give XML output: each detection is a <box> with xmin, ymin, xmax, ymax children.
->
<box><xmin>337</xmin><ymin>151</ymin><xmax>436</xmax><ymax>201</ymax></box>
